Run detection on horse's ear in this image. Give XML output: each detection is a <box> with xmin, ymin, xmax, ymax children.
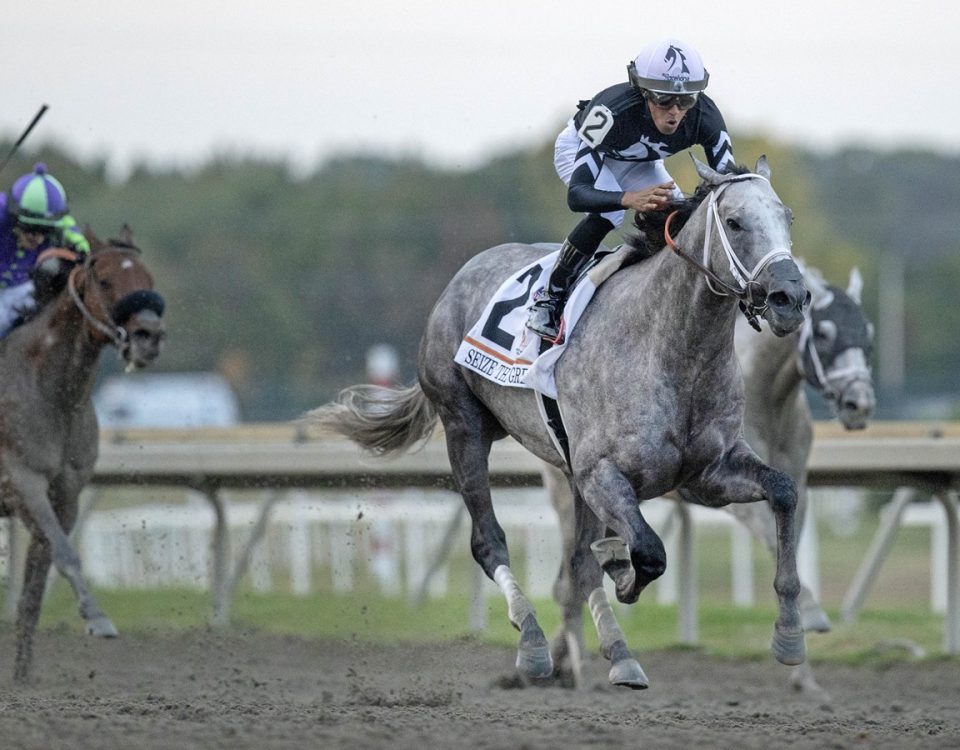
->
<box><xmin>797</xmin><ymin>257</ymin><xmax>831</xmax><ymax>306</ymax></box>
<box><xmin>755</xmin><ymin>155</ymin><xmax>771</xmax><ymax>180</ymax></box>
<box><xmin>118</xmin><ymin>224</ymin><xmax>135</xmax><ymax>247</ymax></box>
<box><xmin>847</xmin><ymin>267</ymin><xmax>863</xmax><ymax>304</ymax></box>
<box><xmin>83</xmin><ymin>224</ymin><xmax>105</xmax><ymax>251</ymax></box>
<box><xmin>691</xmin><ymin>154</ymin><xmax>724</xmax><ymax>185</ymax></box>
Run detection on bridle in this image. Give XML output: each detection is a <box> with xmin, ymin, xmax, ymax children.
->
<box><xmin>64</xmin><ymin>247</ymin><xmax>165</xmax><ymax>357</ymax></box>
<box><xmin>663</xmin><ymin>174</ymin><xmax>794</xmax><ymax>331</ymax></box>
<box><xmin>795</xmin><ymin>301</ymin><xmax>873</xmax><ymax>403</ymax></box>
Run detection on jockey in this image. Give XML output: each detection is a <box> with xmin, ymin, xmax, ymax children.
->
<box><xmin>527</xmin><ymin>38</ymin><xmax>736</xmax><ymax>341</ymax></box>
<box><xmin>0</xmin><ymin>162</ymin><xmax>90</xmax><ymax>337</ymax></box>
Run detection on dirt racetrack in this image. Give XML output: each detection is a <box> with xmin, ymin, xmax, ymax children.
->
<box><xmin>0</xmin><ymin>628</ymin><xmax>958</xmax><ymax>749</ymax></box>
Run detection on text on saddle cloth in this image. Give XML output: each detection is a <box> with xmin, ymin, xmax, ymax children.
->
<box><xmin>453</xmin><ymin>244</ymin><xmax>634</xmax><ymax>400</ymax></box>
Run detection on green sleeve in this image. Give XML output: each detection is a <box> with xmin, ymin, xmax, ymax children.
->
<box><xmin>56</xmin><ymin>215</ymin><xmax>91</xmax><ymax>254</ymax></box>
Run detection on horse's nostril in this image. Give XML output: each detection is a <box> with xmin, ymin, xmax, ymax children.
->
<box><xmin>131</xmin><ymin>328</ymin><xmax>165</xmax><ymax>350</ymax></box>
<box><xmin>767</xmin><ymin>291</ymin><xmax>789</xmax><ymax>309</ymax></box>
<box><xmin>843</xmin><ymin>396</ymin><xmax>873</xmax><ymax>414</ymax></box>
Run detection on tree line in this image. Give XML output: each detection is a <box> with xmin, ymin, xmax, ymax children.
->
<box><xmin>2</xmin><ymin>134</ymin><xmax>957</xmax><ymax>420</ymax></box>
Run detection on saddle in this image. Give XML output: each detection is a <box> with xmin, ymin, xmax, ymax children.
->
<box><xmin>454</xmin><ymin>243</ymin><xmax>639</xmax><ymax>464</ymax></box>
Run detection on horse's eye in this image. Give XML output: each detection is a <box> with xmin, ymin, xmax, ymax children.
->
<box><xmin>726</xmin><ymin>218</ymin><xmax>742</xmax><ymax>231</ymax></box>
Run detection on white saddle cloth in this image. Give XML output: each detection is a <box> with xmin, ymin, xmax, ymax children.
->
<box><xmin>453</xmin><ymin>244</ymin><xmax>634</xmax><ymax>399</ymax></box>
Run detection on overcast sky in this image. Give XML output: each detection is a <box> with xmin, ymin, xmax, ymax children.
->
<box><xmin>5</xmin><ymin>1</ymin><xmax>959</xmax><ymax>179</ymax></box>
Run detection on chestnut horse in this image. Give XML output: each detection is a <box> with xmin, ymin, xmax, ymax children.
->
<box><xmin>0</xmin><ymin>226</ymin><xmax>165</xmax><ymax>680</ymax></box>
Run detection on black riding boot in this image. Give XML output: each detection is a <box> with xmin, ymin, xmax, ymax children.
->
<box><xmin>526</xmin><ymin>240</ymin><xmax>592</xmax><ymax>341</ymax></box>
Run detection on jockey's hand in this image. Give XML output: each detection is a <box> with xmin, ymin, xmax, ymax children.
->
<box><xmin>621</xmin><ymin>182</ymin><xmax>676</xmax><ymax>213</ymax></box>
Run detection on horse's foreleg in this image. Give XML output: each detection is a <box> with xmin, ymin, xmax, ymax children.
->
<box><xmin>13</xmin><ymin>535</ymin><xmax>51</xmax><ymax>682</ymax></box>
<box><xmin>577</xmin><ymin>459</ymin><xmax>666</xmax><ymax>604</ymax></box>
<box><xmin>6</xmin><ymin>462</ymin><xmax>117</xmax><ymax>641</ymax></box>
<box><xmin>688</xmin><ymin>444</ymin><xmax>806</xmax><ymax>666</ymax></box>
<box><xmin>572</xmin><ymin>497</ymin><xmax>649</xmax><ymax>689</ymax></box>
<box><xmin>444</xmin><ymin>421</ymin><xmax>551</xmax><ymax>679</ymax></box>
<box><xmin>765</xmin><ymin>467</ymin><xmax>806</xmax><ymax>665</ymax></box>
<box><xmin>727</xmin><ymin>484</ymin><xmax>831</xmax><ymax>633</ymax></box>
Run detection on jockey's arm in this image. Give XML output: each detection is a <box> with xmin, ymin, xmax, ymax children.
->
<box><xmin>566</xmin><ymin>145</ymin><xmax>675</xmax><ymax>215</ymax></box>
<box><xmin>565</xmin><ymin>146</ymin><xmax>625</xmax><ymax>213</ymax></box>
<box><xmin>55</xmin><ymin>215</ymin><xmax>90</xmax><ymax>255</ymax></box>
<box><xmin>30</xmin><ymin>216</ymin><xmax>89</xmax><ymax>298</ymax></box>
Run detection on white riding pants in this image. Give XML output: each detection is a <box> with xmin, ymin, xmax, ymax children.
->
<box><xmin>0</xmin><ymin>282</ymin><xmax>36</xmax><ymax>338</ymax></box>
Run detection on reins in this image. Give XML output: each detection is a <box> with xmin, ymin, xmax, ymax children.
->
<box><xmin>664</xmin><ymin>210</ymin><xmax>743</xmax><ymax>298</ymax></box>
<box><xmin>663</xmin><ymin>174</ymin><xmax>794</xmax><ymax>331</ymax></box>
<box><xmin>66</xmin><ymin>253</ymin><xmax>132</xmax><ymax>352</ymax></box>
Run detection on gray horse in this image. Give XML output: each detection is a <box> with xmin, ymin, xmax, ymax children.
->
<box><xmin>307</xmin><ymin>157</ymin><xmax>810</xmax><ymax>688</ymax></box>
<box><xmin>546</xmin><ymin>261</ymin><xmax>875</xmax><ymax>691</ymax></box>
<box><xmin>0</xmin><ymin>227</ymin><xmax>165</xmax><ymax>681</ymax></box>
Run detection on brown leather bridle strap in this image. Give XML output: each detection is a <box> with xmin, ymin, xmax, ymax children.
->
<box><xmin>66</xmin><ymin>264</ymin><xmax>128</xmax><ymax>348</ymax></box>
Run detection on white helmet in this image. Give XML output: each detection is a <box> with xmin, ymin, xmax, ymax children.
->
<box><xmin>628</xmin><ymin>38</ymin><xmax>709</xmax><ymax>94</ymax></box>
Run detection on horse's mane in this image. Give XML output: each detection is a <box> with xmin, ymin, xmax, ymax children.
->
<box><xmin>624</xmin><ymin>163</ymin><xmax>753</xmax><ymax>259</ymax></box>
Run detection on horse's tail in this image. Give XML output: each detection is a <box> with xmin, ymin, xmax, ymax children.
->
<box><xmin>303</xmin><ymin>382</ymin><xmax>438</xmax><ymax>456</ymax></box>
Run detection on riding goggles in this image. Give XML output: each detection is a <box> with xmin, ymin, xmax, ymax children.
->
<box><xmin>644</xmin><ymin>90</ymin><xmax>699</xmax><ymax>111</ymax></box>
<box><xmin>14</xmin><ymin>221</ymin><xmax>54</xmax><ymax>239</ymax></box>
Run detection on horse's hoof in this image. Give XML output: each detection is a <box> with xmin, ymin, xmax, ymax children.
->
<box><xmin>615</xmin><ymin>575</ymin><xmax>644</xmax><ymax>605</ymax></box>
<box><xmin>771</xmin><ymin>626</ymin><xmax>806</xmax><ymax>666</ymax></box>
<box><xmin>790</xmin><ymin>664</ymin><xmax>831</xmax><ymax>700</ymax></box>
<box><xmin>800</xmin><ymin>605</ymin><xmax>832</xmax><ymax>633</ymax></box>
<box><xmin>609</xmin><ymin>658</ymin><xmax>649</xmax><ymax>689</ymax></box>
<box><xmin>516</xmin><ymin>644</ymin><xmax>553</xmax><ymax>679</ymax></box>
<box><xmin>590</xmin><ymin>537</ymin><xmax>641</xmax><ymax>603</ymax></box>
<box><xmin>591</xmin><ymin>536</ymin><xmax>629</xmax><ymax>568</ymax></box>
<box><xmin>87</xmin><ymin>617</ymin><xmax>119</xmax><ymax>638</ymax></box>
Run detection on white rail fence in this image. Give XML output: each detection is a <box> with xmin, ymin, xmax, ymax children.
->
<box><xmin>1</xmin><ymin>490</ymin><xmax>756</xmax><ymax>603</ymax></box>
<box><xmin>1</xmin><ymin>423</ymin><xmax>958</xmax><ymax>651</ymax></box>
<box><xmin>2</xmin><ymin>487</ymin><xmax>950</xmax><ymax>612</ymax></box>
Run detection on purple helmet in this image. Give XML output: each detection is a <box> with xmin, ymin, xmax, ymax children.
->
<box><xmin>9</xmin><ymin>162</ymin><xmax>69</xmax><ymax>227</ymax></box>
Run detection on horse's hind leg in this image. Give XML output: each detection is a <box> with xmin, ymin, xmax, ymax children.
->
<box><xmin>439</xmin><ymin>410</ymin><xmax>552</xmax><ymax>679</ymax></box>
<box><xmin>571</xmin><ymin>492</ymin><xmax>648</xmax><ymax>689</ymax></box>
<box><xmin>542</xmin><ymin>462</ymin><xmax>585</xmax><ymax>685</ymax></box>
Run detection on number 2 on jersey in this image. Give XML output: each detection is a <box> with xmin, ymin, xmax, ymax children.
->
<box><xmin>577</xmin><ymin>104</ymin><xmax>614</xmax><ymax>148</ymax></box>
